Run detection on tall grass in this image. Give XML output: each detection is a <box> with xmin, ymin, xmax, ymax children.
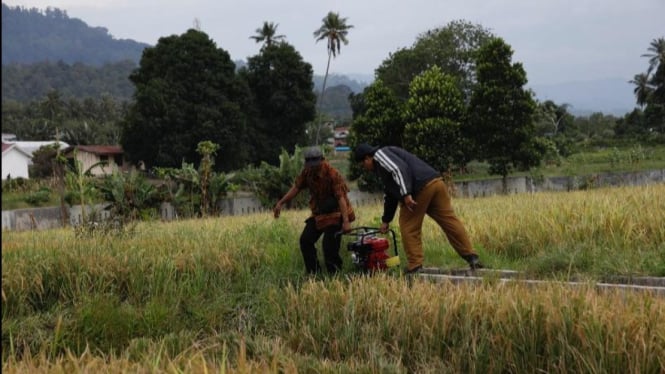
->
<box><xmin>452</xmin><ymin>184</ymin><xmax>665</xmax><ymax>276</ymax></box>
<box><xmin>277</xmin><ymin>276</ymin><xmax>664</xmax><ymax>373</ymax></box>
<box><xmin>2</xmin><ymin>185</ymin><xmax>664</xmax><ymax>372</ymax></box>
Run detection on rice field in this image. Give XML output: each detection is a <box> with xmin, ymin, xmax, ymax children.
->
<box><xmin>2</xmin><ymin>184</ymin><xmax>665</xmax><ymax>373</ymax></box>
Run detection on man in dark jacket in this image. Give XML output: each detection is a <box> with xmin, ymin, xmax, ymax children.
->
<box><xmin>354</xmin><ymin>143</ymin><xmax>483</xmax><ymax>273</ymax></box>
<box><xmin>274</xmin><ymin>146</ymin><xmax>355</xmax><ymax>275</ymax></box>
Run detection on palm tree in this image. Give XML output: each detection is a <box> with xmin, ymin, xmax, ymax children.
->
<box><xmin>642</xmin><ymin>37</ymin><xmax>665</xmax><ymax>75</ymax></box>
<box><xmin>250</xmin><ymin>21</ymin><xmax>285</xmax><ymax>49</ymax></box>
<box><xmin>630</xmin><ymin>73</ymin><xmax>652</xmax><ymax>108</ymax></box>
<box><xmin>313</xmin><ymin>11</ymin><xmax>353</xmax><ymax>145</ymax></box>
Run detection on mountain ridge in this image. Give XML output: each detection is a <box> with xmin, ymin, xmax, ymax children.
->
<box><xmin>1</xmin><ymin>3</ymin><xmax>148</xmax><ymax>66</ymax></box>
<box><xmin>2</xmin><ymin>2</ymin><xmax>638</xmax><ymax>117</ymax></box>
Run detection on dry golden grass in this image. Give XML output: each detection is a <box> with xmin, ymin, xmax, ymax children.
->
<box><xmin>2</xmin><ymin>184</ymin><xmax>664</xmax><ymax>373</ymax></box>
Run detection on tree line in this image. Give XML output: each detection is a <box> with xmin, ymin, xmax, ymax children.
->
<box><xmin>349</xmin><ymin>22</ymin><xmax>664</xmax><ymax>188</ymax></box>
<box><xmin>2</xmin><ymin>14</ymin><xmax>663</xmax><ymax>222</ymax></box>
<box><xmin>3</xmin><ymin>12</ymin><xmax>663</xmax><ymax>184</ymax></box>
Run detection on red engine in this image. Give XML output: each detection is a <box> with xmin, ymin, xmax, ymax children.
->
<box><xmin>348</xmin><ymin>235</ymin><xmax>391</xmax><ymax>271</ymax></box>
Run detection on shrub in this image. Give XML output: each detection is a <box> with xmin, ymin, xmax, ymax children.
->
<box><xmin>23</xmin><ymin>187</ymin><xmax>51</xmax><ymax>206</ymax></box>
<box><xmin>2</xmin><ymin>177</ymin><xmax>33</xmax><ymax>193</ymax></box>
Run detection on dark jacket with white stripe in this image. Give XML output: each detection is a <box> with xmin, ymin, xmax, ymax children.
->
<box><xmin>372</xmin><ymin>146</ymin><xmax>440</xmax><ymax>223</ymax></box>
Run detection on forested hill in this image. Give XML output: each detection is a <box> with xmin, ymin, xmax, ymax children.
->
<box><xmin>1</xmin><ymin>3</ymin><xmax>149</xmax><ymax>66</ymax></box>
<box><xmin>1</xmin><ymin>2</ymin><xmax>359</xmax><ymax>118</ymax></box>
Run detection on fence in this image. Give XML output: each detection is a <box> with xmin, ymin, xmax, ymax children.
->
<box><xmin>3</xmin><ymin>169</ymin><xmax>663</xmax><ymax>232</ymax></box>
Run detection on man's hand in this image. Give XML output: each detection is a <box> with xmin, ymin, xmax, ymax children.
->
<box><xmin>404</xmin><ymin>194</ymin><xmax>417</xmax><ymax>211</ymax></box>
<box><xmin>379</xmin><ymin>222</ymin><xmax>389</xmax><ymax>233</ymax></box>
<box><xmin>273</xmin><ymin>202</ymin><xmax>282</xmax><ymax>218</ymax></box>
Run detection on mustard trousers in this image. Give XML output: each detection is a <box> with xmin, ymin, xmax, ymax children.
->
<box><xmin>398</xmin><ymin>178</ymin><xmax>476</xmax><ymax>271</ymax></box>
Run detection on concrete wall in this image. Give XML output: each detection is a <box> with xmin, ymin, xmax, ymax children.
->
<box><xmin>68</xmin><ymin>204</ymin><xmax>112</xmax><ymax>226</ymax></box>
<box><xmin>219</xmin><ymin>196</ymin><xmax>269</xmax><ymax>216</ymax></box>
<box><xmin>2</xmin><ymin>206</ymin><xmax>64</xmax><ymax>231</ymax></box>
<box><xmin>452</xmin><ymin>169</ymin><xmax>664</xmax><ymax>198</ymax></box>
<box><xmin>3</xmin><ymin>169</ymin><xmax>663</xmax><ymax>232</ymax></box>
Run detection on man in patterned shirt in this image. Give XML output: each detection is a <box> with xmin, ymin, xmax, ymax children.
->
<box><xmin>274</xmin><ymin>147</ymin><xmax>355</xmax><ymax>275</ymax></box>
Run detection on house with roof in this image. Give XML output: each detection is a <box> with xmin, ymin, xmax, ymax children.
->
<box><xmin>1</xmin><ymin>140</ymin><xmax>69</xmax><ymax>179</ymax></box>
<box><xmin>64</xmin><ymin>145</ymin><xmax>124</xmax><ymax>176</ymax></box>
<box><xmin>2</xmin><ymin>142</ymin><xmax>32</xmax><ymax>179</ymax></box>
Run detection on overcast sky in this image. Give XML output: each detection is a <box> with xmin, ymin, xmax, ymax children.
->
<box><xmin>5</xmin><ymin>0</ymin><xmax>664</xmax><ymax>86</ymax></box>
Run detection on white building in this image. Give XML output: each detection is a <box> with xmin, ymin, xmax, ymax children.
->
<box><xmin>2</xmin><ymin>142</ymin><xmax>32</xmax><ymax>179</ymax></box>
<box><xmin>1</xmin><ymin>141</ymin><xmax>69</xmax><ymax>179</ymax></box>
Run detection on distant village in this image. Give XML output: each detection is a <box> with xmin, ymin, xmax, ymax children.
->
<box><xmin>2</xmin><ymin>125</ymin><xmax>350</xmax><ymax>180</ymax></box>
<box><xmin>2</xmin><ymin>132</ymin><xmax>123</xmax><ymax>179</ymax></box>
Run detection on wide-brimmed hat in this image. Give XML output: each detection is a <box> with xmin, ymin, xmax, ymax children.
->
<box><xmin>353</xmin><ymin>143</ymin><xmax>379</xmax><ymax>162</ymax></box>
<box><xmin>303</xmin><ymin>146</ymin><xmax>324</xmax><ymax>167</ymax></box>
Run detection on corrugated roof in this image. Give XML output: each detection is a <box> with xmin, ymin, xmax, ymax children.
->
<box><xmin>67</xmin><ymin>145</ymin><xmax>123</xmax><ymax>155</ymax></box>
<box><xmin>2</xmin><ymin>142</ymin><xmax>32</xmax><ymax>157</ymax></box>
<box><xmin>10</xmin><ymin>141</ymin><xmax>69</xmax><ymax>156</ymax></box>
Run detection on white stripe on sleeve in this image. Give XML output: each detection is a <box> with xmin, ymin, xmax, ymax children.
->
<box><xmin>374</xmin><ymin>149</ymin><xmax>408</xmax><ymax>196</ymax></box>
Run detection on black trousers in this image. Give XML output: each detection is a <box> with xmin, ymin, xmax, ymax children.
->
<box><xmin>299</xmin><ymin>217</ymin><xmax>342</xmax><ymax>274</ymax></box>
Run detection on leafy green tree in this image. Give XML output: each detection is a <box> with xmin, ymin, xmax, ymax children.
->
<box><xmin>615</xmin><ymin>108</ymin><xmax>648</xmax><ymax>138</ymax></box>
<box><xmin>347</xmin><ymin>80</ymin><xmax>405</xmax><ymax>189</ymax></box>
<box><xmin>98</xmin><ymin>169</ymin><xmax>159</xmax><ymax>223</ymax></box>
<box><xmin>234</xmin><ymin>147</ymin><xmax>308</xmax><ymax>209</ymax></box>
<box><xmin>29</xmin><ymin>144</ymin><xmax>60</xmax><ymax>178</ymax></box>
<box><xmin>240</xmin><ymin>42</ymin><xmax>316</xmax><ymax>165</ymax></box>
<box><xmin>402</xmin><ymin>66</ymin><xmax>470</xmax><ymax>172</ymax></box>
<box><xmin>535</xmin><ymin>100</ymin><xmax>573</xmax><ymax>137</ymax></box>
<box><xmin>534</xmin><ymin>100</ymin><xmax>575</xmax><ymax>157</ymax></box>
<box><xmin>468</xmin><ymin>38</ymin><xmax>540</xmax><ymax>190</ymax></box>
<box><xmin>313</xmin><ymin>11</ymin><xmax>353</xmax><ymax>144</ymax></box>
<box><xmin>573</xmin><ymin>113</ymin><xmax>617</xmax><ymax>146</ymax></box>
<box><xmin>249</xmin><ymin>21</ymin><xmax>285</xmax><ymax>48</ymax></box>
<box><xmin>376</xmin><ymin>20</ymin><xmax>494</xmax><ymax>101</ymax></box>
<box><xmin>348</xmin><ymin>80</ymin><xmax>404</xmax><ymax>148</ymax></box>
<box><xmin>120</xmin><ymin>29</ymin><xmax>252</xmax><ymax>171</ymax></box>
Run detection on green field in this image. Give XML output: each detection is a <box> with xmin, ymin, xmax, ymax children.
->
<box><xmin>454</xmin><ymin>144</ymin><xmax>665</xmax><ymax>181</ymax></box>
<box><xmin>2</xmin><ymin>184</ymin><xmax>664</xmax><ymax>372</ymax></box>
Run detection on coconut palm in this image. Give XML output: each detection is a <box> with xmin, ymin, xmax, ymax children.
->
<box><xmin>641</xmin><ymin>37</ymin><xmax>665</xmax><ymax>75</ymax></box>
<box><xmin>313</xmin><ymin>11</ymin><xmax>353</xmax><ymax>144</ymax></box>
<box><xmin>630</xmin><ymin>73</ymin><xmax>652</xmax><ymax>108</ymax></box>
<box><xmin>250</xmin><ymin>21</ymin><xmax>285</xmax><ymax>49</ymax></box>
